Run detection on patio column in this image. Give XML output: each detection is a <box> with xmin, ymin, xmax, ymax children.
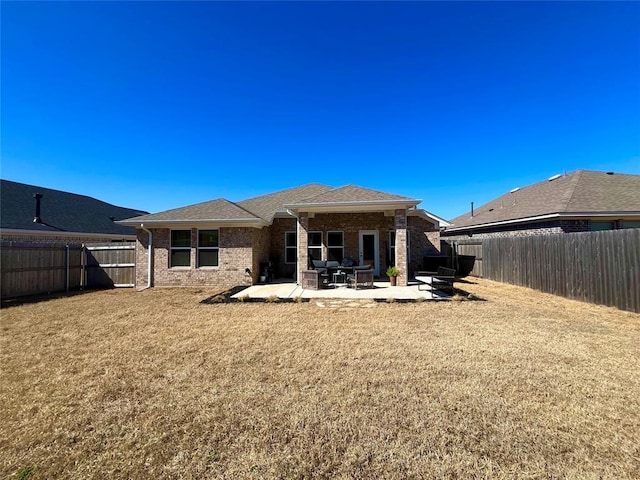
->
<box><xmin>394</xmin><ymin>209</ymin><xmax>408</xmax><ymax>286</ymax></box>
<box><xmin>297</xmin><ymin>212</ymin><xmax>309</xmax><ymax>284</ymax></box>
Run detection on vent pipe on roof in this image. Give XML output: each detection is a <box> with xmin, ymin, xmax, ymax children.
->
<box><xmin>470</xmin><ymin>201</ymin><xmax>474</xmax><ymax>218</ymax></box>
<box><xmin>33</xmin><ymin>193</ymin><xmax>43</xmax><ymax>223</ymax></box>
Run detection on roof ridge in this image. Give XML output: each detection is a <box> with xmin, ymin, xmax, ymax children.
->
<box><xmin>558</xmin><ymin>170</ymin><xmax>584</xmax><ymax>211</ymax></box>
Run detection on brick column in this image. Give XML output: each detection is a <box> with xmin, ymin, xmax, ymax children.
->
<box><xmin>297</xmin><ymin>213</ymin><xmax>309</xmax><ymax>284</ymax></box>
<box><xmin>394</xmin><ymin>209</ymin><xmax>408</xmax><ymax>286</ymax></box>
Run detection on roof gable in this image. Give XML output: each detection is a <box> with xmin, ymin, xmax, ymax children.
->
<box><xmin>448</xmin><ymin>170</ymin><xmax>640</xmax><ymax>230</ymax></box>
<box><xmin>295</xmin><ymin>185</ymin><xmax>419</xmax><ymax>205</ymax></box>
<box><xmin>237</xmin><ymin>183</ymin><xmax>333</xmax><ymax>221</ymax></box>
<box><xmin>1</xmin><ymin>179</ymin><xmax>146</xmax><ymax>235</ymax></box>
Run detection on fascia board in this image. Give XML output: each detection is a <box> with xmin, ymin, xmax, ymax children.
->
<box><xmin>445</xmin><ymin>211</ymin><xmax>640</xmax><ymax>232</ymax></box>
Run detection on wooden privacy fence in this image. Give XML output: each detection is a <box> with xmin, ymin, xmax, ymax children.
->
<box><xmin>448</xmin><ymin>229</ymin><xmax>640</xmax><ymax>313</ymax></box>
<box><xmin>1</xmin><ymin>241</ymin><xmax>135</xmax><ymax>299</ymax></box>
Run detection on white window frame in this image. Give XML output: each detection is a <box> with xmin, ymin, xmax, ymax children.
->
<box><xmin>389</xmin><ymin>230</ymin><xmax>410</xmax><ymax>265</ymax></box>
<box><xmin>170</xmin><ymin>229</ymin><xmax>192</xmax><ymax>268</ymax></box>
<box><xmin>285</xmin><ymin>231</ymin><xmax>297</xmax><ymax>264</ymax></box>
<box><xmin>197</xmin><ymin>229</ymin><xmax>219</xmax><ymax>268</ymax></box>
<box><xmin>308</xmin><ymin>231</ymin><xmax>323</xmax><ymax>262</ymax></box>
<box><xmin>327</xmin><ymin>231</ymin><xmax>344</xmax><ymax>263</ymax></box>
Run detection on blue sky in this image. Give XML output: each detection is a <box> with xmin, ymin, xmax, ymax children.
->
<box><xmin>2</xmin><ymin>1</ymin><xmax>639</xmax><ymax>220</ymax></box>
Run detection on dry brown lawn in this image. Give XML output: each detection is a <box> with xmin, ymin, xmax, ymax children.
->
<box><xmin>1</xmin><ymin>279</ymin><xmax>639</xmax><ymax>479</ymax></box>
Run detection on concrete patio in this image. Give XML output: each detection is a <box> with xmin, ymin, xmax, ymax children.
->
<box><xmin>231</xmin><ymin>280</ymin><xmax>452</xmax><ymax>301</ymax></box>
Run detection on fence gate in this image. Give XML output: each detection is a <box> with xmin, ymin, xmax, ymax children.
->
<box><xmin>83</xmin><ymin>242</ymin><xmax>136</xmax><ymax>288</ymax></box>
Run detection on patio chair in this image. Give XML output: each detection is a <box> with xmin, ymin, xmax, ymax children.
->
<box><xmin>347</xmin><ymin>268</ymin><xmax>374</xmax><ymax>290</ymax></box>
<box><xmin>415</xmin><ymin>266</ymin><xmax>456</xmax><ymax>297</ymax></box>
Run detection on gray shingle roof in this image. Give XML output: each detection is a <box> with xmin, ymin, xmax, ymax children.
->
<box><xmin>290</xmin><ymin>185</ymin><xmax>420</xmax><ymax>206</ymax></box>
<box><xmin>237</xmin><ymin>183</ymin><xmax>333</xmax><ymax>221</ymax></box>
<box><xmin>123</xmin><ymin>198</ymin><xmax>261</xmax><ymax>223</ymax></box>
<box><xmin>448</xmin><ymin>170</ymin><xmax>640</xmax><ymax>230</ymax></box>
<box><xmin>1</xmin><ymin>179</ymin><xmax>147</xmax><ymax>235</ymax></box>
<box><xmin>119</xmin><ymin>183</ymin><xmax>423</xmax><ymax>225</ymax></box>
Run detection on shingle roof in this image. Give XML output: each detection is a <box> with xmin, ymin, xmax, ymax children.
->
<box><xmin>119</xmin><ymin>183</ymin><xmax>423</xmax><ymax>225</ymax></box>
<box><xmin>290</xmin><ymin>185</ymin><xmax>419</xmax><ymax>206</ymax></box>
<box><xmin>237</xmin><ymin>183</ymin><xmax>333</xmax><ymax>221</ymax></box>
<box><xmin>123</xmin><ymin>198</ymin><xmax>261</xmax><ymax>223</ymax></box>
<box><xmin>448</xmin><ymin>170</ymin><xmax>640</xmax><ymax>230</ymax></box>
<box><xmin>1</xmin><ymin>179</ymin><xmax>147</xmax><ymax>235</ymax></box>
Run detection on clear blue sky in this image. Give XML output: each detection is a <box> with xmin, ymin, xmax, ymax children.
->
<box><xmin>2</xmin><ymin>1</ymin><xmax>639</xmax><ymax>220</ymax></box>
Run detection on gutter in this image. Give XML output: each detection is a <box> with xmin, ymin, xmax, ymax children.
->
<box><xmin>444</xmin><ymin>211</ymin><xmax>640</xmax><ymax>233</ymax></box>
<box><xmin>140</xmin><ymin>224</ymin><xmax>153</xmax><ymax>289</ymax></box>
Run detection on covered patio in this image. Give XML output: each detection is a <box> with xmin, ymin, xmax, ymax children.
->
<box><xmin>231</xmin><ymin>280</ymin><xmax>453</xmax><ymax>301</ymax></box>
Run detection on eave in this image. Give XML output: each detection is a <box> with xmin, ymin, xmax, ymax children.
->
<box><xmin>116</xmin><ymin>218</ymin><xmax>269</xmax><ymax>229</ymax></box>
<box><xmin>284</xmin><ymin>199</ymin><xmax>420</xmax><ymax>213</ymax></box>
<box><xmin>444</xmin><ymin>211</ymin><xmax>640</xmax><ymax>233</ymax></box>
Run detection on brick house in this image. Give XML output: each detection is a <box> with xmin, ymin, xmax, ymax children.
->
<box><xmin>118</xmin><ymin>184</ymin><xmax>446</xmax><ymax>288</ymax></box>
<box><xmin>443</xmin><ymin>170</ymin><xmax>640</xmax><ymax>240</ymax></box>
<box><xmin>1</xmin><ymin>179</ymin><xmax>146</xmax><ymax>245</ymax></box>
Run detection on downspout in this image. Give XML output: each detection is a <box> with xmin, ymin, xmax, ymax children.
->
<box><xmin>140</xmin><ymin>224</ymin><xmax>153</xmax><ymax>289</ymax></box>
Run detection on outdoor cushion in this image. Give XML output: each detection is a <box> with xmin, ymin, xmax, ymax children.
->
<box><xmin>312</xmin><ymin>260</ymin><xmax>326</xmax><ymax>269</ymax></box>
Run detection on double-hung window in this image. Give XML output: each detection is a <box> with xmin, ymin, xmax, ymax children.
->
<box><xmin>198</xmin><ymin>230</ymin><xmax>219</xmax><ymax>267</ymax></box>
<box><xmin>327</xmin><ymin>231</ymin><xmax>344</xmax><ymax>263</ymax></box>
<box><xmin>171</xmin><ymin>230</ymin><xmax>191</xmax><ymax>267</ymax></box>
<box><xmin>389</xmin><ymin>230</ymin><xmax>410</xmax><ymax>265</ymax></box>
<box><xmin>308</xmin><ymin>231</ymin><xmax>323</xmax><ymax>262</ymax></box>
<box><xmin>285</xmin><ymin>231</ymin><xmax>297</xmax><ymax>264</ymax></box>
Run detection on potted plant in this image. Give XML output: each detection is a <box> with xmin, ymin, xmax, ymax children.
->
<box><xmin>386</xmin><ymin>266</ymin><xmax>399</xmax><ymax>286</ymax></box>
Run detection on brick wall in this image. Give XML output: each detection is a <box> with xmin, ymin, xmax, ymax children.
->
<box><xmin>137</xmin><ymin>227</ymin><xmax>256</xmax><ymax>287</ymax></box>
<box><xmin>443</xmin><ymin>219</ymin><xmax>591</xmax><ymax>240</ymax></box>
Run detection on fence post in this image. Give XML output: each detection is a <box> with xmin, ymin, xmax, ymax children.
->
<box><xmin>66</xmin><ymin>244</ymin><xmax>70</xmax><ymax>292</ymax></box>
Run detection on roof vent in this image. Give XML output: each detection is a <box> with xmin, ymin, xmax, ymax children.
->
<box><xmin>606</xmin><ymin>171</ymin><xmax>614</xmax><ymax>175</ymax></box>
<box><xmin>548</xmin><ymin>174</ymin><xmax>562</xmax><ymax>181</ymax></box>
<box><xmin>33</xmin><ymin>193</ymin><xmax>43</xmax><ymax>223</ymax></box>
<box><xmin>509</xmin><ymin>187</ymin><xmax>520</xmax><ymax>193</ymax></box>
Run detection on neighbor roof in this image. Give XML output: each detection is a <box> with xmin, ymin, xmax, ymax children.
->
<box><xmin>1</xmin><ymin>179</ymin><xmax>147</xmax><ymax>236</ymax></box>
<box><xmin>446</xmin><ymin>170</ymin><xmax>640</xmax><ymax>232</ymax></box>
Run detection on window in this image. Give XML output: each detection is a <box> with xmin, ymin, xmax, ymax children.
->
<box><xmin>198</xmin><ymin>230</ymin><xmax>219</xmax><ymax>267</ymax></box>
<box><xmin>388</xmin><ymin>230</ymin><xmax>410</xmax><ymax>266</ymax></box>
<box><xmin>623</xmin><ymin>221</ymin><xmax>640</xmax><ymax>229</ymax></box>
<box><xmin>308</xmin><ymin>231</ymin><xmax>322</xmax><ymax>262</ymax></box>
<box><xmin>590</xmin><ymin>221</ymin><xmax>615</xmax><ymax>231</ymax></box>
<box><xmin>327</xmin><ymin>231</ymin><xmax>344</xmax><ymax>263</ymax></box>
<box><xmin>171</xmin><ymin>230</ymin><xmax>191</xmax><ymax>267</ymax></box>
<box><xmin>285</xmin><ymin>231</ymin><xmax>297</xmax><ymax>264</ymax></box>
<box><xmin>389</xmin><ymin>231</ymin><xmax>396</xmax><ymax>266</ymax></box>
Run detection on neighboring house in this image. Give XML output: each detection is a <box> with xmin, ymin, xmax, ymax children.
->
<box><xmin>1</xmin><ymin>179</ymin><xmax>147</xmax><ymax>245</ymax></box>
<box><xmin>118</xmin><ymin>184</ymin><xmax>447</xmax><ymax>288</ymax></box>
<box><xmin>443</xmin><ymin>170</ymin><xmax>640</xmax><ymax>239</ymax></box>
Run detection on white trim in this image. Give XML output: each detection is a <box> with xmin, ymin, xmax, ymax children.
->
<box><xmin>359</xmin><ymin>230</ymin><xmax>380</xmax><ymax>276</ymax></box>
<box><xmin>197</xmin><ymin>229</ymin><xmax>220</xmax><ymax>268</ymax></box>
<box><xmin>284</xmin><ymin>231</ymin><xmax>297</xmax><ymax>264</ymax></box>
<box><xmin>327</xmin><ymin>230</ymin><xmax>344</xmax><ymax>262</ymax></box>
<box><xmin>117</xmin><ymin>218</ymin><xmax>267</xmax><ymax>228</ymax></box>
<box><xmin>308</xmin><ymin>230</ymin><xmax>323</xmax><ymax>262</ymax></box>
<box><xmin>99</xmin><ymin>263</ymin><xmax>136</xmax><ymax>268</ymax></box>
<box><xmin>85</xmin><ymin>245</ymin><xmax>135</xmax><ymax>251</ymax></box>
<box><xmin>170</xmin><ymin>228</ymin><xmax>192</xmax><ymax>268</ymax></box>
<box><xmin>445</xmin><ymin>212</ymin><xmax>640</xmax><ymax>233</ymax></box>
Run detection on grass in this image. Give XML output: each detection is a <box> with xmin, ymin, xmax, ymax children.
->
<box><xmin>1</xmin><ymin>279</ymin><xmax>639</xmax><ymax>479</ymax></box>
